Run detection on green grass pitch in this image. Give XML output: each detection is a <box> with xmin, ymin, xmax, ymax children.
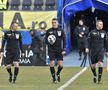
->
<box><xmin>0</xmin><ymin>67</ymin><xmax>108</xmax><ymax>90</ymax></box>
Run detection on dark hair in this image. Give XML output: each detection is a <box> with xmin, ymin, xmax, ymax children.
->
<box><xmin>79</xmin><ymin>19</ymin><xmax>84</xmax><ymax>22</ymax></box>
<box><xmin>10</xmin><ymin>23</ymin><xmax>18</xmax><ymax>29</ymax></box>
<box><xmin>96</xmin><ymin>20</ymin><xmax>103</xmax><ymax>23</ymax></box>
<box><xmin>52</xmin><ymin>18</ymin><xmax>58</xmax><ymax>21</ymax></box>
<box><xmin>11</xmin><ymin>22</ymin><xmax>18</xmax><ymax>26</ymax></box>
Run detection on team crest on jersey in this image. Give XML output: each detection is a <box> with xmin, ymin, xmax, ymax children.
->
<box><xmin>101</xmin><ymin>33</ymin><xmax>105</xmax><ymax>38</ymax></box>
<box><xmin>7</xmin><ymin>34</ymin><xmax>11</xmax><ymax>37</ymax></box>
<box><xmin>93</xmin><ymin>32</ymin><xmax>97</xmax><ymax>35</ymax></box>
<box><xmin>16</xmin><ymin>34</ymin><xmax>19</xmax><ymax>39</ymax></box>
<box><xmin>49</xmin><ymin>32</ymin><xmax>53</xmax><ymax>34</ymax></box>
<box><xmin>57</xmin><ymin>31</ymin><xmax>62</xmax><ymax>36</ymax></box>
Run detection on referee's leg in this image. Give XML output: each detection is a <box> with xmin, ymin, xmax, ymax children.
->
<box><xmin>91</xmin><ymin>63</ymin><xmax>97</xmax><ymax>83</ymax></box>
<box><xmin>97</xmin><ymin>49</ymin><xmax>104</xmax><ymax>84</ymax></box>
<box><xmin>98</xmin><ymin>61</ymin><xmax>103</xmax><ymax>84</ymax></box>
<box><xmin>50</xmin><ymin>59</ymin><xmax>56</xmax><ymax>83</ymax></box>
<box><xmin>6</xmin><ymin>64</ymin><xmax>12</xmax><ymax>83</ymax></box>
<box><xmin>13</xmin><ymin>61</ymin><xmax>19</xmax><ymax>83</ymax></box>
<box><xmin>90</xmin><ymin>49</ymin><xmax>98</xmax><ymax>83</ymax></box>
<box><xmin>6</xmin><ymin>53</ymin><xmax>13</xmax><ymax>83</ymax></box>
<box><xmin>57</xmin><ymin>60</ymin><xmax>63</xmax><ymax>82</ymax></box>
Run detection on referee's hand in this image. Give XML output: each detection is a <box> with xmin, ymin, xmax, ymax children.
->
<box><xmin>79</xmin><ymin>34</ymin><xmax>83</xmax><ymax>37</ymax></box>
<box><xmin>0</xmin><ymin>52</ymin><xmax>4</xmax><ymax>58</ymax></box>
<box><xmin>106</xmin><ymin>52</ymin><xmax>108</xmax><ymax>57</ymax></box>
<box><xmin>62</xmin><ymin>51</ymin><xmax>66</xmax><ymax>56</ymax></box>
<box><xmin>85</xmin><ymin>48</ymin><xmax>89</xmax><ymax>53</ymax></box>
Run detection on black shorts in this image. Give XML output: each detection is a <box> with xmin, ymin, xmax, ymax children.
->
<box><xmin>5</xmin><ymin>52</ymin><xmax>20</xmax><ymax>65</ymax></box>
<box><xmin>90</xmin><ymin>48</ymin><xmax>104</xmax><ymax>64</ymax></box>
<box><xmin>48</xmin><ymin>51</ymin><xmax>63</xmax><ymax>61</ymax></box>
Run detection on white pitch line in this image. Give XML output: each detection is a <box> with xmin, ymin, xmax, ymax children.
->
<box><xmin>57</xmin><ymin>67</ymin><xmax>88</xmax><ymax>90</ymax></box>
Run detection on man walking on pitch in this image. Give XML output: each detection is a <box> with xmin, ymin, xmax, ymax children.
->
<box><xmin>45</xmin><ymin>18</ymin><xmax>66</xmax><ymax>83</ymax></box>
<box><xmin>88</xmin><ymin>20</ymin><xmax>108</xmax><ymax>84</ymax></box>
<box><xmin>0</xmin><ymin>23</ymin><xmax>24</xmax><ymax>83</ymax></box>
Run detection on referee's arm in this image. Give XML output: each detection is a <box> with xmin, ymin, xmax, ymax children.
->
<box><xmin>84</xmin><ymin>31</ymin><xmax>92</xmax><ymax>53</ymax></box>
<box><xmin>87</xmin><ymin>31</ymin><xmax>92</xmax><ymax>48</ymax></box>
<box><xmin>0</xmin><ymin>32</ymin><xmax>6</xmax><ymax>52</ymax></box>
<box><xmin>62</xmin><ymin>30</ymin><xmax>66</xmax><ymax>51</ymax></box>
<box><xmin>105</xmin><ymin>33</ymin><xmax>108</xmax><ymax>52</ymax></box>
<box><xmin>45</xmin><ymin>30</ymin><xmax>49</xmax><ymax>45</ymax></box>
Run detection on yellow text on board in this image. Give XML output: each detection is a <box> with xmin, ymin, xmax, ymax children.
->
<box><xmin>0</xmin><ymin>11</ymin><xmax>57</xmax><ymax>30</ymax></box>
<box><xmin>0</xmin><ymin>0</ymin><xmax>8</xmax><ymax>9</ymax></box>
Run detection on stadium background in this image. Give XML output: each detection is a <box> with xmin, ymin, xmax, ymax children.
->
<box><xmin>0</xmin><ymin>0</ymin><xmax>108</xmax><ymax>66</ymax></box>
<box><xmin>0</xmin><ymin>1</ymin><xmax>108</xmax><ymax>90</ymax></box>
<box><xmin>0</xmin><ymin>0</ymin><xmax>57</xmax><ymax>66</ymax></box>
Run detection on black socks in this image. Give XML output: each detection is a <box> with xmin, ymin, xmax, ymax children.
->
<box><xmin>98</xmin><ymin>67</ymin><xmax>103</xmax><ymax>81</ymax></box>
<box><xmin>7</xmin><ymin>67</ymin><xmax>19</xmax><ymax>79</ymax></box>
<box><xmin>91</xmin><ymin>67</ymin><xmax>103</xmax><ymax>83</ymax></box>
<box><xmin>57</xmin><ymin>66</ymin><xmax>63</xmax><ymax>75</ymax></box>
<box><xmin>91</xmin><ymin>68</ymin><xmax>97</xmax><ymax>77</ymax></box>
<box><xmin>50</xmin><ymin>67</ymin><xmax>55</xmax><ymax>77</ymax></box>
<box><xmin>7</xmin><ymin>68</ymin><xmax>12</xmax><ymax>76</ymax></box>
<box><xmin>14</xmin><ymin>67</ymin><xmax>19</xmax><ymax>78</ymax></box>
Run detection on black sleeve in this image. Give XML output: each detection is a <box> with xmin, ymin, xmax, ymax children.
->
<box><xmin>86</xmin><ymin>31</ymin><xmax>92</xmax><ymax>49</ymax></box>
<box><xmin>62</xmin><ymin>30</ymin><xmax>66</xmax><ymax>51</ymax></box>
<box><xmin>104</xmin><ymin>32</ymin><xmax>108</xmax><ymax>52</ymax></box>
<box><xmin>1</xmin><ymin>32</ymin><xmax>7</xmax><ymax>52</ymax></box>
<box><xmin>19</xmin><ymin>32</ymin><xmax>24</xmax><ymax>53</ymax></box>
<box><xmin>45</xmin><ymin>30</ymin><xmax>49</xmax><ymax>45</ymax></box>
<box><xmin>84</xmin><ymin>26</ymin><xmax>89</xmax><ymax>36</ymax></box>
<box><xmin>84</xmin><ymin>38</ymin><xmax>88</xmax><ymax>49</ymax></box>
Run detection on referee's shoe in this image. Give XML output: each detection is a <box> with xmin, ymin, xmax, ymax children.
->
<box><xmin>57</xmin><ymin>74</ymin><xmax>61</xmax><ymax>82</ymax></box>
<box><xmin>52</xmin><ymin>75</ymin><xmax>57</xmax><ymax>84</ymax></box>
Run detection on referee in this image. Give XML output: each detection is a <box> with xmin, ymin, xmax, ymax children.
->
<box><xmin>88</xmin><ymin>20</ymin><xmax>108</xmax><ymax>84</ymax></box>
<box><xmin>0</xmin><ymin>23</ymin><xmax>24</xmax><ymax>83</ymax></box>
<box><xmin>45</xmin><ymin>18</ymin><xmax>66</xmax><ymax>83</ymax></box>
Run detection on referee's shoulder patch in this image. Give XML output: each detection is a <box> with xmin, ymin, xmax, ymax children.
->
<box><xmin>92</xmin><ymin>32</ymin><xmax>97</xmax><ymax>35</ymax></box>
